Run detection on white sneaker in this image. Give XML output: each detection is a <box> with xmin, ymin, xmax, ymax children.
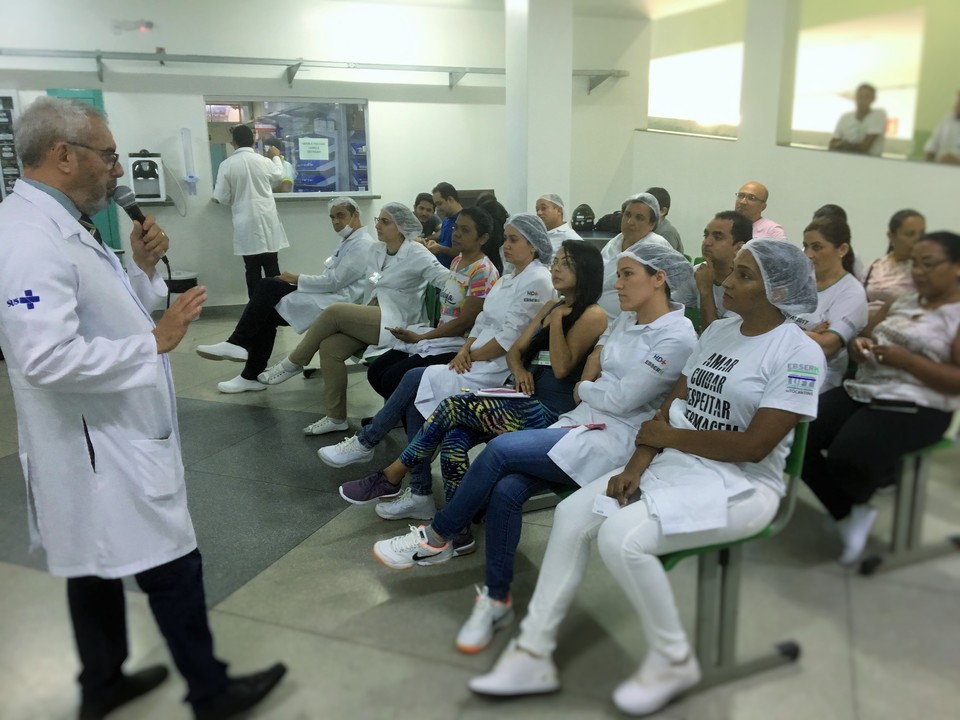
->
<box><xmin>217</xmin><ymin>375</ymin><xmax>267</xmax><ymax>394</ymax></box>
<box><xmin>468</xmin><ymin>639</ymin><xmax>559</xmax><ymax>696</ymax></box>
<box><xmin>372</xmin><ymin>525</ymin><xmax>452</xmax><ymax>570</ymax></box>
<box><xmin>196</xmin><ymin>341</ymin><xmax>247</xmax><ymax>362</ymax></box>
<box><xmin>613</xmin><ymin>650</ymin><xmax>701</xmax><ymax>716</ymax></box>
<box><xmin>456</xmin><ymin>586</ymin><xmax>515</xmax><ymax>654</ymax></box>
<box><xmin>318</xmin><ymin>436</ymin><xmax>374</xmax><ymax>467</ymax></box>
<box><xmin>838</xmin><ymin>504</ymin><xmax>878</xmax><ymax>565</ymax></box>
<box><xmin>303</xmin><ymin>417</ymin><xmax>349</xmax><ymax>436</ymax></box>
<box><xmin>375</xmin><ymin>487</ymin><xmax>435</xmax><ymax>521</ymax></box>
<box><xmin>258</xmin><ymin>360</ymin><xmax>302</xmax><ymax>385</ymax></box>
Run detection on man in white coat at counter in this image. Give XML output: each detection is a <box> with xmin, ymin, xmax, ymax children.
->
<box><xmin>0</xmin><ymin>97</ymin><xmax>285</xmax><ymax>720</ymax></box>
<box><xmin>213</xmin><ymin>124</ymin><xmax>289</xmax><ymax>298</ymax></box>
<box><xmin>196</xmin><ymin>196</ymin><xmax>375</xmax><ymax>393</ymax></box>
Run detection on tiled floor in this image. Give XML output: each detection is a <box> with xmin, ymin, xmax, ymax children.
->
<box><xmin>0</xmin><ymin>311</ymin><xmax>958</xmax><ymax>720</ymax></box>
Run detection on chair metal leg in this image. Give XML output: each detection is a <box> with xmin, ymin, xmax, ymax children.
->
<box><xmin>693</xmin><ymin>548</ymin><xmax>800</xmax><ymax>690</ymax></box>
<box><xmin>860</xmin><ymin>454</ymin><xmax>960</xmax><ymax>576</ymax></box>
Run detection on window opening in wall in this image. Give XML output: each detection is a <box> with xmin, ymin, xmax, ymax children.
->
<box><xmin>647</xmin><ymin>43</ymin><xmax>743</xmax><ymax>139</ymax></box>
<box><xmin>205</xmin><ymin>98</ymin><xmax>370</xmax><ymax>193</ymax></box>
<box><xmin>789</xmin><ymin>8</ymin><xmax>924</xmax><ymax>159</ymax></box>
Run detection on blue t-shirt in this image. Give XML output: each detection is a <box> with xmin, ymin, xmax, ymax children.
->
<box><xmin>435</xmin><ymin>212</ymin><xmax>459</xmax><ymax>268</ymax></box>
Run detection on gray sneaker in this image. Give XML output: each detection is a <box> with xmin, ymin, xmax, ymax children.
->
<box><xmin>452</xmin><ymin>527</ymin><xmax>477</xmax><ymax>557</ymax></box>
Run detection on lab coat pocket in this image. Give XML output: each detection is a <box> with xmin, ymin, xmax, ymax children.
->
<box><xmin>130</xmin><ymin>437</ymin><xmax>183</xmax><ymax>500</ymax></box>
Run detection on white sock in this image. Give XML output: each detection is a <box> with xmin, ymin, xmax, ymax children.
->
<box><xmin>281</xmin><ymin>358</ymin><xmax>302</xmax><ymax>371</ymax></box>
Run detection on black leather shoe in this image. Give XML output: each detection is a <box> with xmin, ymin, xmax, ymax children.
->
<box><xmin>78</xmin><ymin>665</ymin><xmax>169</xmax><ymax>719</ymax></box>
<box><xmin>194</xmin><ymin>662</ymin><xmax>287</xmax><ymax>720</ymax></box>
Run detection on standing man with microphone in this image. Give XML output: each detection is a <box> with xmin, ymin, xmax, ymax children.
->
<box><xmin>0</xmin><ymin>97</ymin><xmax>286</xmax><ymax>719</ymax></box>
<box><xmin>213</xmin><ymin>125</ymin><xmax>290</xmax><ymax>298</ymax></box>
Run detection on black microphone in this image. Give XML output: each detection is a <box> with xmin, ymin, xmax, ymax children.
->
<box><xmin>113</xmin><ymin>185</ymin><xmax>170</xmax><ymax>268</ymax></box>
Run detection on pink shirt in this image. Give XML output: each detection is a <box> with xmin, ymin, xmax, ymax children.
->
<box><xmin>752</xmin><ymin>217</ymin><xmax>787</xmax><ymax>240</ymax></box>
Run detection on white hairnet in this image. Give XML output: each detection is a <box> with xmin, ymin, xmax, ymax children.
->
<box><xmin>618</xmin><ymin>240</ymin><xmax>695</xmax><ymax>300</ymax></box>
<box><xmin>381</xmin><ymin>202</ymin><xmax>424</xmax><ymax>241</ymax></box>
<box><xmin>740</xmin><ymin>238</ymin><xmax>817</xmax><ymax>316</ymax></box>
<box><xmin>506</xmin><ymin>213</ymin><xmax>553</xmax><ymax>264</ymax></box>
<box><xmin>328</xmin><ymin>196</ymin><xmax>359</xmax><ymax>214</ymax></box>
<box><xmin>621</xmin><ymin>192</ymin><xmax>660</xmax><ymax>230</ymax></box>
<box><xmin>538</xmin><ymin>193</ymin><xmax>564</xmax><ymax>211</ymax></box>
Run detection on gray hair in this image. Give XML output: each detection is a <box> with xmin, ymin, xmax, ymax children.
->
<box><xmin>327</xmin><ymin>196</ymin><xmax>360</xmax><ymax>215</ymax></box>
<box><xmin>14</xmin><ymin>97</ymin><xmax>106</xmax><ymax>168</ymax></box>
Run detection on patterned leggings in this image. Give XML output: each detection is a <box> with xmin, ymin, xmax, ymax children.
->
<box><xmin>398</xmin><ymin>394</ymin><xmax>560</xmax><ymax>501</ymax></box>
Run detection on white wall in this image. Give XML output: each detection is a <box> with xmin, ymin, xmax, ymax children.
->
<box><xmin>1</xmin><ymin>0</ymin><xmax>642</xmax><ymax>305</ymax></box>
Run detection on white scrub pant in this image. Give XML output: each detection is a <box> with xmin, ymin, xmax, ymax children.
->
<box><xmin>517</xmin><ymin>473</ymin><xmax>780</xmax><ymax>662</ymax></box>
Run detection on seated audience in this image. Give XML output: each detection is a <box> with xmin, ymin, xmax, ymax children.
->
<box><xmin>370</xmin><ymin>244</ymin><xmax>698</xmax><ymax>659</ymax></box>
<box><xmin>803</xmin><ymin>231</ymin><xmax>960</xmax><ymax>565</ymax></box>
<box><xmin>365</xmin><ymin>207</ymin><xmax>500</xmax><ymax>402</ymax></box>
<box><xmin>478</xmin><ymin>194</ymin><xmax>508</xmax><ymax>275</ymax></box>
<box><xmin>694</xmin><ymin>210</ymin><xmax>752</xmax><ymax>330</ymax></box>
<box><xmin>414</xmin><ymin>191</ymin><xmax>442</xmax><ymax>240</ymax></box>
<box><xmin>811</xmin><ymin>204</ymin><xmax>865</xmax><ymax>280</ymax></box>
<box><xmin>734</xmin><ymin>181</ymin><xmax>786</xmax><ymax>240</ymax></box>
<box><xmin>468</xmin><ymin>239</ymin><xmax>823</xmax><ymax>717</ymax></box>
<box><xmin>829</xmin><ymin>83</ymin><xmax>887</xmax><ymax>156</ymax></box>
<box><xmin>333</xmin><ymin>242</ymin><xmax>606</xmax><ymax>524</ymax></box>
<box><xmin>430</xmin><ymin>181</ymin><xmax>463</xmax><ymax>267</ymax></box>
<box><xmin>257</xmin><ymin>203</ymin><xmax>448</xmax><ymax>434</ymax></box>
<box><xmin>646</xmin><ymin>186</ymin><xmax>684</xmax><ymax>254</ymax></box>
<box><xmin>924</xmin><ymin>91</ymin><xmax>960</xmax><ymax>164</ymax></box>
<box><xmin>313</xmin><ymin>214</ymin><xmax>555</xmax><ymax>511</ymax></box>
<box><xmin>791</xmin><ymin>217</ymin><xmax>868</xmax><ymax>392</ymax></box>
<box><xmin>864</xmin><ymin>209</ymin><xmax>925</xmax><ymax>319</ymax></box>
<box><xmin>535</xmin><ymin>193</ymin><xmax>582</xmax><ymax>253</ymax></box>
<box><xmin>196</xmin><ymin>197</ymin><xmax>375</xmax><ymax>393</ymax></box>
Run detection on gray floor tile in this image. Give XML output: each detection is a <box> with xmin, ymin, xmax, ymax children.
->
<box><xmin>0</xmin><ymin>454</ymin><xmax>47</xmax><ymax>572</ymax></box>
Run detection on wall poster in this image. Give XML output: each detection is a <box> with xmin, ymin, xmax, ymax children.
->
<box><xmin>0</xmin><ymin>90</ymin><xmax>22</xmax><ymax>201</ymax></box>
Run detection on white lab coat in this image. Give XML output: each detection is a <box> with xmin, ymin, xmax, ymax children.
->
<box><xmin>547</xmin><ymin>223</ymin><xmax>583</xmax><ymax>253</ymax></box>
<box><xmin>361</xmin><ymin>239</ymin><xmax>450</xmax><ymax>359</ymax></box>
<box><xmin>213</xmin><ymin>147</ymin><xmax>290</xmax><ymax>256</ymax></box>
<box><xmin>0</xmin><ymin>180</ymin><xmax>196</xmax><ymax>579</ymax></box>
<box><xmin>547</xmin><ymin>304</ymin><xmax>698</xmax><ymax>485</ymax></box>
<box><xmin>275</xmin><ymin>226</ymin><xmax>376</xmax><ymax>333</ymax></box>
<box><xmin>414</xmin><ymin>260</ymin><xmax>555</xmax><ymax>417</ymax></box>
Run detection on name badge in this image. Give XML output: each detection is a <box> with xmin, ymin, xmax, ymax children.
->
<box><xmin>532</xmin><ymin>351</ymin><xmax>551</xmax><ymax>366</ymax></box>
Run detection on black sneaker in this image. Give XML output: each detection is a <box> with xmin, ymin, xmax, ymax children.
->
<box><xmin>453</xmin><ymin>528</ymin><xmax>476</xmax><ymax>557</ymax></box>
<box><xmin>78</xmin><ymin>665</ymin><xmax>169</xmax><ymax>719</ymax></box>
<box><xmin>193</xmin><ymin>662</ymin><xmax>287</xmax><ymax>720</ymax></box>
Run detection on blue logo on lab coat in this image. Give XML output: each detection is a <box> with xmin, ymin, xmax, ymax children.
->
<box><xmin>6</xmin><ymin>289</ymin><xmax>40</xmax><ymax>309</ymax></box>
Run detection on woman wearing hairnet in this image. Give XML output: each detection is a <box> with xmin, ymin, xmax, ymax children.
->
<box><xmin>469</xmin><ymin>239</ymin><xmax>826</xmax><ymax>717</ymax></box>
<box><xmin>370</xmin><ymin>244</ymin><xmax>699</xmax><ymax>653</ymax></box>
<box><xmin>259</xmin><ymin>202</ymin><xmax>449</xmax><ymax>436</ymax></box>
<box><xmin>598</xmin><ymin>193</ymin><xmax>678</xmax><ymax>319</ymax></box>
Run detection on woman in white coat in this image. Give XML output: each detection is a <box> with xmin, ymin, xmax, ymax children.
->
<box><xmin>370</xmin><ymin>243</ymin><xmax>699</xmax><ymax>655</ymax></box>
<box><xmin>469</xmin><ymin>240</ymin><xmax>825</xmax><ymax>717</ymax></box>
<box><xmin>259</xmin><ymin>202</ymin><xmax>449</xmax><ymax>435</ymax></box>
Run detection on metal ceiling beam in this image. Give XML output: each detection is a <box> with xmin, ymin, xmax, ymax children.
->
<box><xmin>0</xmin><ymin>47</ymin><xmax>628</xmax><ymax>91</ymax></box>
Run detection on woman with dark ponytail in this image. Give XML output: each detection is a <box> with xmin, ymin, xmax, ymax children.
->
<box><xmin>791</xmin><ymin>217</ymin><xmax>869</xmax><ymax>391</ymax></box>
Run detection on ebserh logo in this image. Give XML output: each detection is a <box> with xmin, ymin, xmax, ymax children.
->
<box><xmin>6</xmin><ymin>289</ymin><xmax>40</xmax><ymax>309</ymax></box>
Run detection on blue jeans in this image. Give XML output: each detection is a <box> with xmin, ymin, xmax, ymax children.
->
<box><xmin>357</xmin><ymin>366</ymin><xmax>432</xmax><ymax>496</ymax></box>
<box><xmin>431</xmin><ymin>428</ymin><xmax>576</xmax><ymax>600</ymax></box>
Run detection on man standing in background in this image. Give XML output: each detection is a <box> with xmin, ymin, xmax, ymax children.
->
<box><xmin>829</xmin><ymin>83</ymin><xmax>887</xmax><ymax>156</ymax></box>
<box><xmin>213</xmin><ymin>124</ymin><xmax>289</xmax><ymax>297</ymax></box>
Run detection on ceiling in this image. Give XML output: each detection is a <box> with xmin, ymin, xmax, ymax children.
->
<box><xmin>325</xmin><ymin>0</ymin><xmax>725</xmax><ymax>20</ymax></box>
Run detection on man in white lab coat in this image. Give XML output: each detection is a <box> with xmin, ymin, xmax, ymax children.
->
<box><xmin>0</xmin><ymin>97</ymin><xmax>285</xmax><ymax>720</ymax></box>
<box><xmin>213</xmin><ymin>124</ymin><xmax>289</xmax><ymax>297</ymax></box>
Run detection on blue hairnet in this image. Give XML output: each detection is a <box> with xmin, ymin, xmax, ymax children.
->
<box><xmin>740</xmin><ymin>238</ymin><xmax>817</xmax><ymax>316</ymax></box>
<box><xmin>381</xmin><ymin>202</ymin><xmax>424</xmax><ymax>242</ymax></box>
<box><xmin>506</xmin><ymin>213</ymin><xmax>553</xmax><ymax>264</ymax></box>
<box><xmin>618</xmin><ymin>241</ymin><xmax>695</xmax><ymax>299</ymax></box>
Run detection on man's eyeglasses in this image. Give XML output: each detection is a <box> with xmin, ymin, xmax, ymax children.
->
<box><xmin>68</xmin><ymin>142</ymin><xmax>120</xmax><ymax>167</ymax></box>
<box><xmin>734</xmin><ymin>192</ymin><xmax>763</xmax><ymax>203</ymax></box>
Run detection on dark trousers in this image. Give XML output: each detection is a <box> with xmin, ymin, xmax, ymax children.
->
<box><xmin>67</xmin><ymin>548</ymin><xmax>228</xmax><ymax>707</ymax></box>
<box><xmin>365</xmin><ymin>349</ymin><xmax>458</xmax><ymax>400</ymax></box>
<box><xmin>242</xmin><ymin>252</ymin><xmax>281</xmax><ymax>298</ymax></box>
<box><xmin>802</xmin><ymin>386</ymin><xmax>951</xmax><ymax>520</ymax></box>
<box><xmin>228</xmin><ymin>277</ymin><xmax>297</xmax><ymax>380</ymax></box>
